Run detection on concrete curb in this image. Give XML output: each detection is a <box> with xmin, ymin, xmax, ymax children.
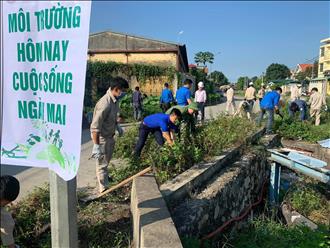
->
<box><xmin>160</xmin><ymin>128</ymin><xmax>265</xmax><ymax>206</ymax></box>
<box><xmin>131</xmin><ymin>174</ymin><xmax>183</xmax><ymax>248</ymax></box>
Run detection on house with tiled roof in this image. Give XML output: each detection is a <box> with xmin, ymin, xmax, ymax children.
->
<box><xmin>291</xmin><ymin>63</ymin><xmax>313</xmax><ymax>79</ymax></box>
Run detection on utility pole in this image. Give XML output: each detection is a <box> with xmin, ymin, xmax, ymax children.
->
<box><xmin>49</xmin><ymin>171</ymin><xmax>78</xmax><ymax>248</ymax></box>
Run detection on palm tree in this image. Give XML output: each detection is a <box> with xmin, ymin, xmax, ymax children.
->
<box><xmin>194</xmin><ymin>51</ymin><xmax>214</xmax><ymax>66</ymax></box>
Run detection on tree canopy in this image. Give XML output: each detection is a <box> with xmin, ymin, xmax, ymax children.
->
<box><xmin>194</xmin><ymin>51</ymin><xmax>215</xmax><ymax>66</ymax></box>
<box><xmin>208</xmin><ymin>70</ymin><xmax>229</xmax><ymax>86</ymax></box>
<box><xmin>265</xmin><ymin>63</ymin><xmax>291</xmax><ymax>81</ymax></box>
<box><xmin>236</xmin><ymin>76</ymin><xmax>249</xmax><ymax>90</ymax></box>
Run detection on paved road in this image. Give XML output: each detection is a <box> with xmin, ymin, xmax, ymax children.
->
<box><xmin>1</xmin><ymin>98</ymin><xmax>245</xmax><ymax>201</ymax></box>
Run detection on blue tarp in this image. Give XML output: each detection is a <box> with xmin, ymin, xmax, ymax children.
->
<box><xmin>288</xmin><ymin>152</ymin><xmax>327</xmax><ymax>168</ymax></box>
<box><xmin>318</xmin><ymin>139</ymin><xmax>330</xmax><ymax>149</ymax></box>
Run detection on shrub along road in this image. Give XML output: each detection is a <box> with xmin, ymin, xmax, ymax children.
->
<box><xmin>1</xmin><ymin>98</ymin><xmax>244</xmax><ymax>201</ymax></box>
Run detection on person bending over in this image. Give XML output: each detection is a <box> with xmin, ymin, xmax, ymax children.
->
<box><xmin>134</xmin><ymin>108</ymin><xmax>182</xmax><ymax>157</ymax></box>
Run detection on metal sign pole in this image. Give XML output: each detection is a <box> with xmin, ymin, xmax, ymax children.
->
<box><xmin>49</xmin><ymin>170</ymin><xmax>78</xmax><ymax>248</ymax></box>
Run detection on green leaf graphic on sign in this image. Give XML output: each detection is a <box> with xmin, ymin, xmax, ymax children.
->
<box><xmin>1</xmin><ymin>120</ymin><xmax>76</xmax><ymax>172</ymax></box>
<box><xmin>36</xmin><ymin>144</ymin><xmax>65</xmax><ymax>169</ymax></box>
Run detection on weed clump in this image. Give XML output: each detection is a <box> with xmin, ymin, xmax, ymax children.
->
<box><xmin>112</xmin><ymin>116</ymin><xmax>257</xmax><ymax>184</ymax></box>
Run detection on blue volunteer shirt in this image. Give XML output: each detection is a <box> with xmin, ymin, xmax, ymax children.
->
<box><xmin>143</xmin><ymin>113</ymin><xmax>178</xmax><ymax>132</ymax></box>
<box><xmin>160</xmin><ymin>88</ymin><xmax>174</xmax><ymax>104</ymax></box>
<box><xmin>260</xmin><ymin>91</ymin><xmax>280</xmax><ymax>110</ymax></box>
<box><xmin>175</xmin><ymin>86</ymin><xmax>191</xmax><ymax>106</ymax></box>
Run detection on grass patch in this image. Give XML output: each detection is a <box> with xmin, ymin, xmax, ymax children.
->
<box><xmin>284</xmin><ymin>179</ymin><xmax>330</xmax><ymax>225</ymax></box>
<box><xmin>274</xmin><ymin>97</ymin><xmax>330</xmax><ymax>143</ymax></box>
<box><xmin>6</xmin><ymin>184</ymin><xmax>131</xmax><ymax>248</ymax></box>
<box><xmin>228</xmin><ymin>217</ymin><xmax>329</xmax><ymax>248</ymax></box>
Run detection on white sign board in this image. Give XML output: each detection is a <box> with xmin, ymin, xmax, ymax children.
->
<box><xmin>1</xmin><ymin>1</ymin><xmax>91</xmax><ymax>181</ymax></box>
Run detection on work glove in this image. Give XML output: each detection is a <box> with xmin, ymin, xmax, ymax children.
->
<box><xmin>275</xmin><ymin>108</ymin><xmax>280</xmax><ymax>114</ymax></box>
<box><xmin>91</xmin><ymin>144</ymin><xmax>102</xmax><ymax>159</ymax></box>
<box><xmin>325</xmin><ymin>105</ymin><xmax>328</xmax><ymax>111</ymax></box>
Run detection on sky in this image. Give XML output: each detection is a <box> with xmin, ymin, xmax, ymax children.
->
<box><xmin>90</xmin><ymin>1</ymin><xmax>330</xmax><ymax>82</ymax></box>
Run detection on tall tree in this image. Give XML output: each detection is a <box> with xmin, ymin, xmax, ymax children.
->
<box><xmin>194</xmin><ymin>51</ymin><xmax>215</xmax><ymax>66</ymax></box>
<box><xmin>251</xmin><ymin>76</ymin><xmax>258</xmax><ymax>82</ymax></box>
<box><xmin>236</xmin><ymin>76</ymin><xmax>249</xmax><ymax>90</ymax></box>
<box><xmin>208</xmin><ymin>70</ymin><xmax>228</xmax><ymax>86</ymax></box>
<box><xmin>265</xmin><ymin>63</ymin><xmax>291</xmax><ymax>81</ymax></box>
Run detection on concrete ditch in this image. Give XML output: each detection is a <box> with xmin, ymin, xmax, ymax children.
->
<box><xmin>131</xmin><ymin>174</ymin><xmax>183</xmax><ymax>248</ymax></box>
<box><xmin>130</xmin><ymin>131</ymin><xmax>280</xmax><ymax>247</ymax></box>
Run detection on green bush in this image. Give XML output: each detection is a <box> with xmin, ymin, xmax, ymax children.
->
<box><xmin>275</xmin><ymin>117</ymin><xmax>330</xmax><ymax>142</ymax></box>
<box><xmin>197</xmin><ymin>116</ymin><xmax>256</xmax><ymax>157</ymax></box>
<box><xmin>274</xmin><ymin>97</ymin><xmax>330</xmax><ymax>143</ymax></box>
<box><xmin>119</xmin><ymin>94</ymin><xmax>161</xmax><ymax>121</ymax></box>
<box><xmin>113</xmin><ymin>116</ymin><xmax>257</xmax><ymax>184</ymax></box>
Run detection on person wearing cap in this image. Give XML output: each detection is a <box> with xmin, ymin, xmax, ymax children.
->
<box><xmin>290</xmin><ymin>83</ymin><xmax>301</xmax><ymax>102</ymax></box>
<box><xmin>257</xmin><ymin>84</ymin><xmax>266</xmax><ymax>104</ymax></box>
<box><xmin>134</xmin><ymin>108</ymin><xmax>181</xmax><ymax>157</ymax></box>
<box><xmin>256</xmin><ymin>86</ymin><xmax>283</xmax><ymax>134</ymax></box>
<box><xmin>160</xmin><ymin>82</ymin><xmax>174</xmax><ymax>112</ymax></box>
<box><xmin>166</xmin><ymin>102</ymin><xmax>199</xmax><ymax>134</ymax></box>
<box><xmin>176</xmin><ymin>79</ymin><xmax>193</xmax><ymax>106</ymax></box>
<box><xmin>225</xmin><ymin>84</ymin><xmax>236</xmax><ymax>115</ymax></box>
<box><xmin>288</xmin><ymin>99</ymin><xmax>307</xmax><ymax>121</ymax></box>
<box><xmin>308</xmin><ymin>87</ymin><xmax>327</xmax><ymax>126</ymax></box>
<box><xmin>244</xmin><ymin>82</ymin><xmax>256</xmax><ymax>116</ymax></box>
<box><xmin>90</xmin><ymin>77</ymin><xmax>129</xmax><ymax>193</ymax></box>
<box><xmin>195</xmin><ymin>82</ymin><xmax>207</xmax><ymax>122</ymax></box>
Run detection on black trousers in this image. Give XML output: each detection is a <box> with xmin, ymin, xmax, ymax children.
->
<box><xmin>134</xmin><ymin>123</ymin><xmax>165</xmax><ymax>157</ymax></box>
<box><xmin>161</xmin><ymin>102</ymin><xmax>171</xmax><ymax>113</ymax></box>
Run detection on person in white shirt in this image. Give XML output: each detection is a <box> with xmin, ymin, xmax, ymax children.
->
<box><xmin>244</xmin><ymin>82</ymin><xmax>256</xmax><ymax>115</ymax></box>
<box><xmin>195</xmin><ymin>81</ymin><xmax>207</xmax><ymax>122</ymax></box>
<box><xmin>226</xmin><ymin>84</ymin><xmax>236</xmax><ymax>115</ymax></box>
<box><xmin>290</xmin><ymin>84</ymin><xmax>301</xmax><ymax>102</ymax></box>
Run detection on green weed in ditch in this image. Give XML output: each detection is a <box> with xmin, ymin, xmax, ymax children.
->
<box><xmin>283</xmin><ymin>180</ymin><xmax>330</xmax><ymax>225</ymax></box>
<box><xmin>228</xmin><ymin>217</ymin><xmax>329</xmax><ymax>248</ymax></box>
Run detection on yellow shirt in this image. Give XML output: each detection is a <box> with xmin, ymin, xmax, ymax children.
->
<box><xmin>245</xmin><ymin>87</ymin><xmax>256</xmax><ymax>100</ymax></box>
<box><xmin>1</xmin><ymin>207</ymin><xmax>15</xmax><ymax>246</ymax></box>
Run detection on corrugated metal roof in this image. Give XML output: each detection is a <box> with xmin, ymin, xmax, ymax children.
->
<box><xmin>90</xmin><ymin>30</ymin><xmax>182</xmax><ymax>46</ymax></box>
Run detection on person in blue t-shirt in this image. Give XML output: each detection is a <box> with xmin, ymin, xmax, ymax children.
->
<box><xmin>134</xmin><ymin>108</ymin><xmax>182</xmax><ymax>157</ymax></box>
<box><xmin>175</xmin><ymin>79</ymin><xmax>193</xmax><ymax>106</ymax></box>
<box><xmin>160</xmin><ymin>83</ymin><xmax>174</xmax><ymax>112</ymax></box>
<box><xmin>256</xmin><ymin>87</ymin><xmax>282</xmax><ymax>134</ymax></box>
<box><xmin>288</xmin><ymin>99</ymin><xmax>307</xmax><ymax>121</ymax></box>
